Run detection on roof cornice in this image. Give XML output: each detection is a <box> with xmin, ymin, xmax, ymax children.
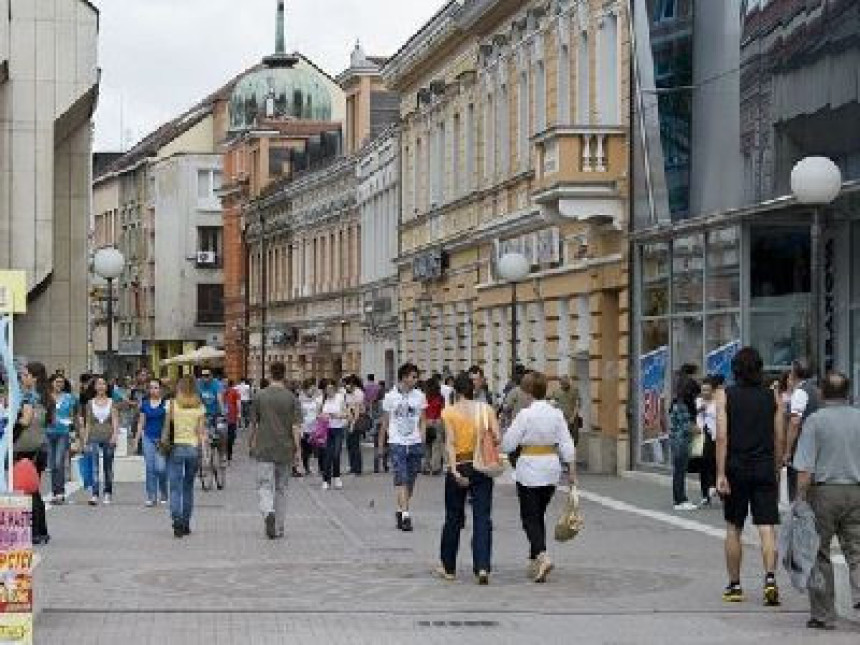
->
<box><xmin>381</xmin><ymin>1</ymin><xmax>464</xmax><ymax>88</ymax></box>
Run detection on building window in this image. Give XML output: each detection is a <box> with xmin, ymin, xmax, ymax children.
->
<box><xmin>498</xmin><ymin>83</ymin><xmax>510</xmax><ymax>176</ymax></box>
<box><xmin>597</xmin><ymin>15</ymin><xmax>619</xmax><ymax>126</ymax></box>
<box><xmin>452</xmin><ymin>113</ymin><xmax>461</xmax><ymax>197</ymax></box>
<box><xmin>534</xmin><ymin>60</ymin><xmax>546</xmax><ymax>133</ymax></box>
<box><xmin>197</xmin><ymin>284</ymin><xmax>224</xmax><ymax>324</ymax></box>
<box><xmin>197</xmin><ymin>226</ymin><xmax>222</xmax><ymax>257</ymax></box>
<box><xmin>749</xmin><ymin>226</ymin><xmax>811</xmax><ymax>370</ymax></box>
<box><xmin>577</xmin><ymin>32</ymin><xmax>590</xmax><ymax>124</ymax></box>
<box><xmin>484</xmin><ymin>92</ymin><xmax>495</xmax><ymax>183</ymax></box>
<box><xmin>518</xmin><ymin>70</ymin><xmax>530</xmax><ymax>170</ymax></box>
<box><xmin>466</xmin><ymin>104</ymin><xmax>476</xmax><ymax>189</ymax></box>
<box><xmin>197</xmin><ymin>169</ymin><xmax>222</xmax><ymax>202</ymax></box>
<box><xmin>558</xmin><ymin>42</ymin><xmax>571</xmax><ymax>125</ymax></box>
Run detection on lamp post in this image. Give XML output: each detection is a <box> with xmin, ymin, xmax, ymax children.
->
<box><xmin>93</xmin><ymin>246</ymin><xmax>126</xmax><ymax>375</ymax></box>
<box><xmin>790</xmin><ymin>156</ymin><xmax>842</xmax><ymax>377</ymax></box>
<box><xmin>497</xmin><ymin>252</ymin><xmax>530</xmax><ymax>381</ymax></box>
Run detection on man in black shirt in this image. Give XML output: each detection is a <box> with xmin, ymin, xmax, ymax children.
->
<box><xmin>715</xmin><ymin>347</ymin><xmax>785</xmax><ymax>606</ymax></box>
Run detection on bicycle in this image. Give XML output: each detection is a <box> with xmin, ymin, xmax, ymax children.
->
<box><xmin>198</xmin><ymin>415</ymin><xmax>227</xmax><ymax>491</ymax></box>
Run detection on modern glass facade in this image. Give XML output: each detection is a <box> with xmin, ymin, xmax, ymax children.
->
<box><xmin>632</xmin><ymin>0</ymin><xmax>860</xmax><ymax>468</ymax></box>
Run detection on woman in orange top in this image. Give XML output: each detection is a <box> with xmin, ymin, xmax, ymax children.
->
<box><xmin>436</xmin><ymin>372</ymin><xmax>500</xmax><ymax>584</ymax></box>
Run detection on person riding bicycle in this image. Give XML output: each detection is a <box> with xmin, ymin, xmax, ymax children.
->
<box><xmin>197</xmin><ymin>370</ymin><xmax>227</xmax><ymax>479</ymax></box>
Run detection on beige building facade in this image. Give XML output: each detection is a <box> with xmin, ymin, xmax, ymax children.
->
<box><xmin>384</xmin><ymin>0</ymin><xmax>630</xmax><ymax>472</ymax></box>
<box><xmin>0</xmin><ymin>0</ymin><xmax>99</xmax><ymax>374</ymax></box>
<box><xmin>246</xmin><ymin>156</ymin><xmax>362</xmax><ymax>381</ymax></box>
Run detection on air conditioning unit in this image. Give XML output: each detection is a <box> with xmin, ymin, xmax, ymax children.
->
<box><xmin>197</xmin><ymin>251</ymin><xmax>217</xmax><ymax>266</ymax></box>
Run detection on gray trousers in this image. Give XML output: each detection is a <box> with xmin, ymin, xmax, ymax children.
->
<box><xmin>808</xmin><ymin>484</ymin><xmax>860</xmax><ymax>623</ymax></box>
<box><xmin>257</xmin><ymin>461</ymin><xmax>289</xmax><ymax>536</ymax></box>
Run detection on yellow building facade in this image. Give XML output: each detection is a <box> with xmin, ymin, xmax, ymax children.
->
<box><xmin>384</xmin><ymin>0</ymin><xmax>630</xmax><ymax>472</ymax></box>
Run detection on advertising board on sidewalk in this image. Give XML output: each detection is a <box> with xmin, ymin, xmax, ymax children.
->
<box><xmin>0</xmin><ymin>496</ymin><xmax>33</xmax><ymax>645</ymax></box>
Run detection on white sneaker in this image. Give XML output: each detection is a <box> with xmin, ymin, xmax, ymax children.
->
<box><xmin>144</xmin><ymin>500</ymin><xmax>155</xmax><ymax>508</ymax></box>
<box><xmin>673</xmin><ymin>501</ymin><xmax>697</xmax><ymax>511</ymax></box>
<box><xmin>103</xmin><ymin>494</ymin><xmax>112</xmax><ymax>505</ymax></box>
<box><xmin>333</xmin><ymin>477</ymin><xmax>343</xmax><ymax>490</ymax></box>
<box><xmin>321</xmin><ymin>482</ymin><xmax>330</xmax><ymax>491</ymax></box>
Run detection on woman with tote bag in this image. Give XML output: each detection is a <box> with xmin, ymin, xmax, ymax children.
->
<box><xmin>501</xmin><ymin>371</ymin><xmax>576</xmax><ymax>583</ymax></box>
<box><xmin>436</xmin><ymin>372</ymin><xmax>500</xmax><ymax>585</ymax></box>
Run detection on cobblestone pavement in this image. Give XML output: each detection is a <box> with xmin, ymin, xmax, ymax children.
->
<box><xmin>33</xmin><ymin>441</ymin><xmax>860</xmax><ymax>644</ymax></box>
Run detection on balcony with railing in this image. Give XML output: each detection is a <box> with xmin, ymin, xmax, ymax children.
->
<box><xmin>530</xmin><ymin>126</ymin><xmax>628</xmax><ymax>229</ymax></box>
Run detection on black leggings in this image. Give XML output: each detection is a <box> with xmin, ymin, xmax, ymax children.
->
<box><xmin>15</xmin><ymin>450</ymin><xmax>48</xmax><ymax>539</ymax></box>
<box><xmin>516</xmin><ymin>483</ymin><xmax>555</xmax><ymax>560</ymax></box>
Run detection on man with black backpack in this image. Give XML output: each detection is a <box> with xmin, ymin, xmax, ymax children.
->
<box><xmin>785</xmin><ymin>360</ymin><xmax>820</xmax><ymax>501</ymax></box>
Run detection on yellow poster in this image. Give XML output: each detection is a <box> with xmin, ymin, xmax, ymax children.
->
<box><xmin>0</xmin><ymin>272</ymin><xmax>26</xmax><ymax>314</ymax></box>
<box><xmin>0</xmin><ymin>614</ymin><xmax>32</xmax><ymax>644</ymax></box>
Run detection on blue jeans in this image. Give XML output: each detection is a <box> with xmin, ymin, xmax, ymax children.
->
<box><xmin>46</xmin><ymin>433</ymin><xmax>70</xmax><ymax>496</ymax></box>
<box><xmin>669</xmin><ymin>403</ymin><xmax>691</xmax><ymax>505</ymax></box>
<box><xmin>168</xmin><ymin>444</ymin><xmax>198</xmax><ymax>527</ymax></box>
<box><xmin>323</xmin><ymin>426</ymin><xmax>345</xmax><ymax>484</ymax></box>
<box><xmin>88</xmin><ymin>440</ymin><xmax>115</xmax><ymax>496</ymax></box>
<box><xmin>440</xmin><ymin>464</ymin><xmax>493</xmax><ymax>575</ymax></box>
<box><xmin>142</xmin><ymin>436</ymin><xmax>168</xmax><ymax>503</ymax></box>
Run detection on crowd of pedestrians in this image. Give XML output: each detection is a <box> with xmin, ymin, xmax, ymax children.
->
<box><xmin>1</xmin><ymin>348</ymin><xmax>857</xmax><ymax>630</ymax></box>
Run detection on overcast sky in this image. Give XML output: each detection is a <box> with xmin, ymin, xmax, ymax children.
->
<box><xmin>93</xmin><ymin>0</ymin><xmax>443</xmax><ymax>152</ymax></box>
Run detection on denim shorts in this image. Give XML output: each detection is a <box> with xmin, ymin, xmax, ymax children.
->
<box><xmin>390</xmin><ymin>443</ymin><xmax>423</xmax><ymax>488</ymax></box>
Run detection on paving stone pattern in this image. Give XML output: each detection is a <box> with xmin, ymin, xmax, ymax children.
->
<box><xmin>34</xmin><ymin>441</ymin><xmax>860</xmax><ymax>643</ymax></box>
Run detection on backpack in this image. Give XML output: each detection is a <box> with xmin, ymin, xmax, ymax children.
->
<box><xmin>309</xmin><ymin>416</ymin><xmax>329</xmax><ymax>449</ymax></box>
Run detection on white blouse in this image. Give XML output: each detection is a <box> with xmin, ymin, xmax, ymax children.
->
<box><xmin>501</xmin><ymin>400</ymin><xmax>576</xmax><ymax>488</ymax></box>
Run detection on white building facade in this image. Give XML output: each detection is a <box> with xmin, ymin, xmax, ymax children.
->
<box><xmin>357</xmin><ymin>127</ymin><xmax>399</xmax><ymax>385</ymax></box>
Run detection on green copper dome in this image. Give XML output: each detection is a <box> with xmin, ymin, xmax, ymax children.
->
<box><xmin>229</xmin><ymin>65</ymin><xmax>333</xmax><ymax>131</ymax></box>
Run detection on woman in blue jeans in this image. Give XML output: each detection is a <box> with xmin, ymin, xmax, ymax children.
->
<box><xmin>135</xmin><ymin>379</ymin><xmax>168</xmax><ymax>506</ymax></box>
<box><xmin>47</xmin><ymin>373</ymin><xmax>75</xmax><ymax>504</ymax></box>
<box><xmin>165</xmin><ymin>376</ymin><xmax>205</xmax><ymax>538</ymax></box>
<box><xmin>83</xmin><ymin>375</ymin><xmax>119</xmax><ymax>505</ymax></box>
<box><xmin>320</xmin><ymin>379</ymin><xmax>348</xmax><ymax>491</ymax></box>
<box><xmin>437</xmin><ymin>372</ymin><xmax>500</xmax><ymax>585</ymax></box>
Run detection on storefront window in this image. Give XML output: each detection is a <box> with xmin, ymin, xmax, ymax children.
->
<box><xmin>642</xmin><ymin>242</ymin><xmax>670</xmax><ymax>316</ymax></box>
<box><xmin>707</xmin><ymin>227</ymin><xmax>740</xmax><ymax>309</ymax></box>
<box><xmin>749</xmin><ymin>226</ymin><xmax>811</xmax><ymax>370</ymax></box>
<box><xmin>672</xmin><ymin>316</ymin><xmax>703</xmax><ymax>373</ymax></box>
<box><xmin>672</xmin><ymin>234</ymin><xmax>704</xmax><ymax>313</ymax></box>
<box><xmin>852</xmin><ymin>223</ymin><xmax>860</xmax><ymax>402</ymax></box>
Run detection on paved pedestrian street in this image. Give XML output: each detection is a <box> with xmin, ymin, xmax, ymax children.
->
<box><xmin>35</xmin><ymin>446</ymin><xmax>859</xmax><ymax>644</ymax></box>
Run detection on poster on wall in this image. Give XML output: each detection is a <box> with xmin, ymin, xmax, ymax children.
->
<box><xmin>706</xmin><ymin>340</ymin><xmax>741</xmax><ymax>385</ymax></box>
<box><xmin>0</xmin><ymin>495</ymin><xmax>33</xmax><ymax>644</ymax></box>
<box><xmin>640</xmin><ymin>346</ymin><xmax>669</xmax><ymax>441</ymax></box>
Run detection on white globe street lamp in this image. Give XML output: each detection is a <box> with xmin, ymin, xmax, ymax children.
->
<box><xmin>92</xmin><ymin>246</ymin><xmax>126</xmax><ymax>373</ymax></box>
<box><xmin>497</xmin><ymin>251</ymin><xmax>530</xmax><ymax>382</ymax></box>
<box><xmin>790</xmin><ymin>156</ymin><xmax>842</xmax><ymax>205</ymax></box>
<box><xmin>790</xmin><ymin>156</ymin><xmax>842</xmax><ymax>376</ymax></box>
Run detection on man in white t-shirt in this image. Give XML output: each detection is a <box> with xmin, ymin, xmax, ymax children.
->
<box><xmin>380</xmin><ymin>362</ymin><xmax>427</xmax><ymax>532</ymax></box>
<box><xmin>237</xmin><ymin>378</ymin><xmax>252</xmax><ymax>429</ymax></box>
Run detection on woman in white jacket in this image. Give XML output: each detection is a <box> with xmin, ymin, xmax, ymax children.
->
<box><xmin>501</xmin><ymin>371</ymin><xmax>576</xmax><ymax>583</ymax></box>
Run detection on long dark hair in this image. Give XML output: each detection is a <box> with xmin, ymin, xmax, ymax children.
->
<box><xmin>25</xmin><ymin>361</ymin><xmax>54</xmax><ymax>425</ymax></box>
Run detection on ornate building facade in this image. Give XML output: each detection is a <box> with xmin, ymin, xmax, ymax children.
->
<box><xmin>357</xmin><ymin>126</ymin><xmax>400</xmax><ymax>385</ymax></box>
<box><xmin>237</xmin><ymin>43</ymin><xmax>396</xmax><ymax>382</ymax></box>
<box><xmin>383</xmin><ymin>0</ymin><xmax>630</xmax><ymax>472</ymax></box>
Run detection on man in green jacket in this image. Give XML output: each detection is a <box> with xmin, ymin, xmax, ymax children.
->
<box><xmin>250</xmin><ymin>362</ymin><xmax>301</xmax><ymax>540</ymax></box>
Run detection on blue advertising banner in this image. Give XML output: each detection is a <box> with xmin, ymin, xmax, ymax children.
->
<box><xmin>640</xmin><ymin>346</ymin><xmax>669</xmax><ymax>441</ymax></box>
<box><xmin>706</xmin><ymin>340</ymin><xmax>741</xmax><ymax>385</ymax></box>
